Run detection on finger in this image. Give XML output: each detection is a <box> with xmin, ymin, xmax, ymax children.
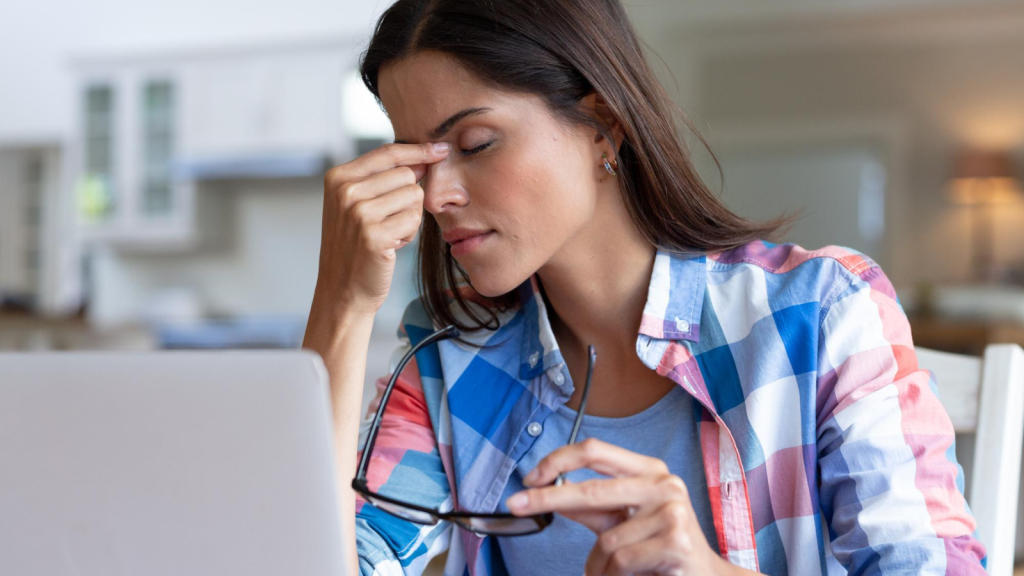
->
<box><xmin>584</xmin><ymin>501</ymin><xmax>688</xmax><ymax>576</ymax></box>
<box><xmin>329</xmin><ymin>165</ymin><xmax>420</xmax><ymax>208</ymax></box>
<box><xmin>558</xmin><ymin>506</ymin><xmax>630</xmax><ymax>533</ymax></box>
<box><xmin>352</xmin><ymin>183</ymin><xmax>424</xmax><ymax>224</ymax></box>
<box><xmin>523</xmin><ymin>437</ymin><xmax>669</xmax><ymax>487</ymax></box>
<box><xmin>531</xmin><ymin>478</ymin><xmax>617</xmax><ymax>534</ymax></box>
<box><xmin>601</xmin><ymin>533</ymin><xmax>689</xmax><ymax>576</ymax></box>
<box><xmin>330</xmin><ymin>142</ymin><xmax>450</xmax><ymax>183</ymax></box>
<box><xmin>508</xmin><ymin>474</ymin><xmax>687</xmax><ymax>517</ymax></box>
<box><xmin>377</xmin><ymin>209</ymin><xmax>423</xmax><ymax>252</ymax></box>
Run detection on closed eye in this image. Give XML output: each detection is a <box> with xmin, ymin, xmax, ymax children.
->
<box><xmin>461</xmin><ymin>141</ymin><xmax>494</xmax><ymax>156</ymax></box>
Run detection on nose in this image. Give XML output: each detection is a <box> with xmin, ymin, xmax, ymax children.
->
<box><xmin>420</xmin><ymin>160</ymin><xmax>468</xmax><ymax>215</ymax></box>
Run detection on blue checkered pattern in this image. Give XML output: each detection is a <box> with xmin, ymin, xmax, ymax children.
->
<box><xmin>353</xmin><ymin>240</ymin><xmax>987</xmax><ymax>575</ymax></box>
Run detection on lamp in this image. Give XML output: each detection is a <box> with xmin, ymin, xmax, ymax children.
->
<box><xmin>947</xmin><ymin>148</ymin><xmax>1022</xmax><ymax>283</ymax></box>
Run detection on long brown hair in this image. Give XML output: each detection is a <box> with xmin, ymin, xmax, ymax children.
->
<box><xmin>359</xmin><ymin>0</ymin><xmax>794</xmax><ymax>337</ymax></box>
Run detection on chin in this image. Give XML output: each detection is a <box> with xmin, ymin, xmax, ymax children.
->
<box><xmin>462</xmin><ymin>265</ymin><xmax>525</xmax><ymax>300</ymax></box>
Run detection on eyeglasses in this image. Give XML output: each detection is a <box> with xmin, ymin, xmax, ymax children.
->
<box><xmin>352</xmin><ymin>323</ymin><xmax>596</xmax><ymax>537</ymax></box>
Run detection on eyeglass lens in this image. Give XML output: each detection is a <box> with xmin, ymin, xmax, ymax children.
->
<box><xmin>452</xmin><ymin>515</ymin><xmax>546</xmax><ymax>535</ymax></box>
<box><xmin>362</xmin><ymin>493</ymin><xmax>440</xmax><ymax>525</ymax></box>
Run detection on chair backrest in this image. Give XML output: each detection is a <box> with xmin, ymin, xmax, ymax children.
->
<box><xmin>917</xmin><ymin>344</ymin><xmax>1024</xmax><ymax>576</ymax></box>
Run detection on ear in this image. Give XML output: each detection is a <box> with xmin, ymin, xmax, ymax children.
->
<box><xmin>579</xmin><ymin>91</ymin><xmax>625</xmax><ymax>155</ymax></box>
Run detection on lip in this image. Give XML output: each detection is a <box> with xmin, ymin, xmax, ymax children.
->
<box><xmin>449</xmin><ymin>230</ymin><xmax>495</xmax><ymax>257</ymax></box>
<box><xmin>443</xmin><ymin>228</ymin><xmax>493</xmax><ymax>244</ymax></box>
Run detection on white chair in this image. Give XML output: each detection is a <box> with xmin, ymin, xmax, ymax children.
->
<box><xmin>917</xmin><ymin>343</ymin><xmax>1024</xmax><ymax>576</ymax></box>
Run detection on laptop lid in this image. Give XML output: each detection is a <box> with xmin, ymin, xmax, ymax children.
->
<box><xmin>0</xmin><ymin>350</ymin><xmax>347</xmax><ymax>576</ymax></box>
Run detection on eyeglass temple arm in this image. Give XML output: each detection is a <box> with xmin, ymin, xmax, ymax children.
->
<box><xmin>553</xmin><ymin>345</ymin><xmax>596</xmax><ymax>488</ymax></box>
<box><xmin>354</xmin><ymin>324</ymin><xmax>461</xmax><ymax>481</ymax></box>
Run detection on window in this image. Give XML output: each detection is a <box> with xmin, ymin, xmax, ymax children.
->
<box><xmin>81</xmin><ymin>84</ymin><xmax>116</xmax><ymax>220</ymax></box>
<box><xmin>141</xmin><ymin>79</ymin><xmax>175</xmax><ymax>215</ymax></box>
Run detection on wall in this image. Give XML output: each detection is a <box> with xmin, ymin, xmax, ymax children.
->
<box><xmin>679</xmin><ymin>14</ymin><xmax>1024</xmax><ymax>290</ymax></box>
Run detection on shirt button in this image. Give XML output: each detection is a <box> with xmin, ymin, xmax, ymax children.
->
<box><xmin>675</xmin><ymin>318</ymin><xmax>690</xmax><ymax>332</ymax></box>
<box><xmin>529</xmin><ymin>351</ymin><xmax>540</xmax><ymax>367</ymax></box>
<box><xmin>553</xmin><ymin>372</ymin><xmax>565</xmax><ymax>385</ymax></box>
<box><xmin>527</xmin><ymin>422</ymin><xmax>543</xmax><ymax>436</ymax></box>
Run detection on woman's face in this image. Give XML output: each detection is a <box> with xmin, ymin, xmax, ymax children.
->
<box><xmin>377</xmin><ymin>50</ymin><xmax>610</xmax><ymax>298</ymax></box>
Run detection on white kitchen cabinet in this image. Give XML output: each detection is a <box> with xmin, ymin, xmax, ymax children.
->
<box><xmin>73</xmin><ymin>66</ymin><xmax>196</xmax><ymax>250</ymax></box>
<box><xmin>70</xmin><ymin>41</ymin><xmax>354</xmax><ymax>252</ymax></box>
<box><xmin>180</xmin><ymin>49</ymin><xmax>346</xmax><ymax>158</ymax></box>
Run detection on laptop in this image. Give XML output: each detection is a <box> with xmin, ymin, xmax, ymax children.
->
<box><xmin>0</xmin><ymin>350</ymin><xmax>348</xmax><ymax>576</ymax></box>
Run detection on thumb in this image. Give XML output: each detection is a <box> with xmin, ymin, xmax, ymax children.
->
<box><xmin>551</xmin><ymin>480</ymin><xmax>626</xmax><ymax>534</ymax></box>
<box><xmin>411</xmin><ymin>163</ymin><xmax>428</xmax><ymax>183</ymax></box>
<box><xmin>559</xmin><ymin>509</ymin><xmax>625</xmax><ymax>534</ymax></box>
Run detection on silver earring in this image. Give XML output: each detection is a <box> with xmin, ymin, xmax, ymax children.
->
<box><xmin>602</xmin><ymin>152</ymin><xmax>619</xmax><ymax>176</ymax></box>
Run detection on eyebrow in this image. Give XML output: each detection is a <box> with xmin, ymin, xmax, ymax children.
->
<box><xmin>393</xmin><ymin>107</ymin><xmax>493</xmax><ymax>144</ymax></box>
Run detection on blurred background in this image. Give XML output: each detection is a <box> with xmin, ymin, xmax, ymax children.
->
<box><xmin>2</xmin><ymin>0</ymin><xmax>1024</xmax><ymax>563</ymax></box>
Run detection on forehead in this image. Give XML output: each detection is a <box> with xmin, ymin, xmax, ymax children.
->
<box><xmin>378</xmin><ymin>51</ymin><xmax>486</xmax><ymax>113</ymax></box>
<box><xmin>377</xmin><ymin>51</ymin><xmax>527</xmax><ymax>140</ymax></box>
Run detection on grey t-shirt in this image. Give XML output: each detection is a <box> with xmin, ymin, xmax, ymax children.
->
<box><xmin>496</xmin><ymin>383</ymin><xmax>718</xmax><ymax>575</ymax></box>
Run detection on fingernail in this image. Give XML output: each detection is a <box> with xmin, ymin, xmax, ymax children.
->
<box><xmin>432</xmin><ymin>142</ymin><xmax>450</xmax><ymax>153</ymax></box>
<box><xmin>506</xmin><ymin>492</ymin><xmax>528</xmax><ymax>509</ymax></box>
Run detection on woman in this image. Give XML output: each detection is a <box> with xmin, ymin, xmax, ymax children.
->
<box><xmin>302</xmin><ymin>0</ymin><xmax>988</xmax><ymax>574</ymax></box>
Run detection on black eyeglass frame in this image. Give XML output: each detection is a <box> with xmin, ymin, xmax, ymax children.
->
<box><xmin>351</xmin><ymin>323</ymin><xmax>596</xmax><ymax>537</ymax></box>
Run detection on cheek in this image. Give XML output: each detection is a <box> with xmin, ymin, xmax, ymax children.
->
<box><xmin>472</xmin><ymin>160</ymin><xmax>541</xmax><ymax>221</ymax></box>
<box><xmin>474</xmin><ymin>138</ymin><xmax>590</xmax><ymax>235</ymax></box>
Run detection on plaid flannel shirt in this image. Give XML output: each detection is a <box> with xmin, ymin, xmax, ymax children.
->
<box><xmin>353</xmin><ymin>240</ymin><xmax>988</xmax><ymax>575</ymax></box>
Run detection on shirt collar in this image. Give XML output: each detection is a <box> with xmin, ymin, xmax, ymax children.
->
<box><xmin>637</xmin><ymin>248</ymin><xmax>706</xmax><ymax>341</ymax></box>
<box><xmin>516</xmin><ymin>247</ymin><xmax>706</xmax><ymax>380</ymax></box>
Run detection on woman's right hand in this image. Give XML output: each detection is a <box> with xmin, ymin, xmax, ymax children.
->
<box><xmin>313</xmin><ymin>141</ymin><xmax>451</xmax><ymax>317</ymax></box>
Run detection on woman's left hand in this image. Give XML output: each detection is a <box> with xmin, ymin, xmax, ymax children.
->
<box><xmin>504</xmin><ymin>437</ymin><xmax>738</xmax><ymax>576</ymax></box>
